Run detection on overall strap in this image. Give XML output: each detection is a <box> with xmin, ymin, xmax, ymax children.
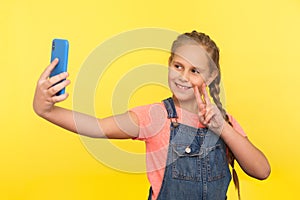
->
<box><xmin>162</xmin><ymin>97</ymin><xmax>178</xmax><ymax>119</ymax></box>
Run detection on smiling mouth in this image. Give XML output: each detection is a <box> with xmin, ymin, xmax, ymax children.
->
<box><xmin>175</xmin><ymin>83</ymin><xmax>192</xmax><ymax>90</ymax></box>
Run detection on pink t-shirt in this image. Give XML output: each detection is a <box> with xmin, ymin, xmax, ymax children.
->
<box><xmin>130</xmin><ymin>102</ymin><xmax>246</xmax><ymax>200</ymax></box>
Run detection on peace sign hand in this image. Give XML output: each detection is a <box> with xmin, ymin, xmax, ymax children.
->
<box><xmin>194</xmin><ymin>84</ymin><xmax>225</xmax><ymax>136</ymax></box>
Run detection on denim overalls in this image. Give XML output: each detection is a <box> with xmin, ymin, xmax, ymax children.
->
<box><xmin>148</xmin><ymin>98</ymin><xmax>231</xmax><ymax>200</ymax></box>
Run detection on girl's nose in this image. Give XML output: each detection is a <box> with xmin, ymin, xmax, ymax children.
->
<box><xmin>180</xmin><ymin>70</ymin><xmax>189</xmax><ymax>82</ymax></box>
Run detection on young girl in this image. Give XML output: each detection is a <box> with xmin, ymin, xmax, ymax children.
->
<box><xmin>33</xmin><ymin>31</ymin><xmax>270</xmax><ymax>200</ymax></box>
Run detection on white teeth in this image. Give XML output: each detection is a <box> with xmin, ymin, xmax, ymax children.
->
<box><xmin>176</xmin><ymin>83</ymin><xmax>190</xmax><ymax>90</ymax></box>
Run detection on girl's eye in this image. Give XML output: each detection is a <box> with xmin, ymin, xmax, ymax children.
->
<box><xmin>174</xmin><ymin>64</ymin><xmax>182</xmax><ymax>69</ymax></box>
<box><xmin>191</xmin><ymin>68</ymin><xmax>200</xmax><ymax>74</ymax></box>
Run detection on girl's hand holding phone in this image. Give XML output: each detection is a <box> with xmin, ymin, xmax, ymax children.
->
<box><xmin>194</xmin><ymin>84</ymin><xmax>225</xmax><ymax>136</ymax></box>
<box><xmin>33</xmin><ymin>58</ymin><xmax>70</xmax><ymax>118</ymax></box>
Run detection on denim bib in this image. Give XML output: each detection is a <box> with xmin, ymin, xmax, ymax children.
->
<box><xmin>148</xmin><ymin>98</ymin><xmax>231</xmax><ymax>200</ymax></box>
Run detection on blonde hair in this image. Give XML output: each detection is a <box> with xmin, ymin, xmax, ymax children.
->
<box><xmin>170</xmin><ymin>30</ymin><xmax>241</xmax><ymax>199</ymax></box>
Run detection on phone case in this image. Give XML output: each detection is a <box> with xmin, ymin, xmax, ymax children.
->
<box><xmin>50</xmin><ymin>39</ymin><xmax>69</xmax><ymax>95</ymax></box>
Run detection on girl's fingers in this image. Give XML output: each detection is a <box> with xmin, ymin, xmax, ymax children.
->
<box><xmin>48</xmin><ymin>72</ymin><xmax>69</xmax><ymax>87</ymax></box>
<box><xmin>194</xmin><ymin>85</ymin><xmax>206</xmax><ymax>112</ymax></box>
<box><xmin>47</xmin><ymin>79</ymin><xmax>71</xmax><ymax>96</ymax></box>
<box><xmin>51</xmin><ymin>92</ymin><xmax>69</xmax><ymax>103</ymax></box>
<box><xmin>198</xmin><ymin>113</ymin><xmax>205</xmax><ymax>124</ymax></box>
<box><xmin>40</xmin><ymin>58</ymin><xmax>59</xmax><ymax>80</ymax></box>
<box><xmin>42</xmin><ymin>71</ymin><xmax>69</xmax><ymax>90</ymax></box>
<box><xmin>204</xmin><ymin>106</ymin><xmax>215</xmax><ymax>124</ymax></box>
<box><xmin>198</xmin><ymin>105</ymin><xmax>206</xmax><ymax>122</ymax></box>
<box><xmin>201</xmin><ymin>83</ymin><xmax>211</xmax><ymax>105</ymax></box>
<box><xmin>194</xmin><ymin>85</ymin><xmax>209</xmax><ymax>124</ymax></box>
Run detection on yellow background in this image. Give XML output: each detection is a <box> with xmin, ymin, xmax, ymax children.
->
<box><xmin>1</xmin><ymin>0</ymin><xmax>300</xmax><ymax>199</ymax></box>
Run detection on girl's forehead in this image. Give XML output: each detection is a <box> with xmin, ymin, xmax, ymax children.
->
<box><xmin>174</xmin><ymin>45</ymin><xmax>209</xmax><ymax>67</ymax></box>
<box><xmin>173</xmin><ymin>44</ymin><xmax>219</xmax><ymax>85</ymax></box>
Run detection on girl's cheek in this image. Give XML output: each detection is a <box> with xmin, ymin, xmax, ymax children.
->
<box><xmin>168</xmin><ymin>68</ymin><xmax>176</xmax><ymax>79</ymax></box>
<box><xmin>190</xmin><ymin>76</ymin><xmax>204</xmax><ymax>87</ymax></box>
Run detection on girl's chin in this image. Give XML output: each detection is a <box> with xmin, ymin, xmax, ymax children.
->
<box><xmin>172</xmin><ymin>93</ymin><xmax>195</xmax><ymax>103</ymax></box>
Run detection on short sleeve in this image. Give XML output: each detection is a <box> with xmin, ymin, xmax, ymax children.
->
<box><xmin>130</xmin><ymin>103</ymin><xmax>168</xmax><ymax>140</ymax></box>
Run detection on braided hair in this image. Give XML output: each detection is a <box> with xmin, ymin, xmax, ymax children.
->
<box><xmin>170</xmin><ymin>30</ymin><xmax>241</xmax><ymax>199</ymax></box>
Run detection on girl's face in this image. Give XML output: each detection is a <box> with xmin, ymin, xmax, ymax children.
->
<box><xmin>168</xmin><ymin>44</ymin><xmax>211</xmax><ymax>104</ymax></box>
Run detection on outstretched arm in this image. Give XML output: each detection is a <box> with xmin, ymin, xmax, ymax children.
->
<box><xmin>33</xmin><ymin>59</ymin><xmax>139</xmax><ymax>139</ymax></box>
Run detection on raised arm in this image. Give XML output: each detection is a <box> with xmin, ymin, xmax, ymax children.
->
<box><xmin>220</xmin><ymin>123</ymin><xmax>270</xmax><ymax>180</ymax></box>
<box><xmin>195</xmin><ymin>84</ymin><xmax>271</xmax><ymax>180</ymax></box>
<box><xmin>33</xmin><ymin>59</ymin><xmax>139</xmax><ymax>139</ymax></box>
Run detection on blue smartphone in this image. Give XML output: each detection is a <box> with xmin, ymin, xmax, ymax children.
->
<box><xmin>50</xmin><ymin>39</ymin><xmax>69</xmax><ymax>95</ymax></box>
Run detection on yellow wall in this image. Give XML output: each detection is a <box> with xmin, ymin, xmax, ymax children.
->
<box><xmin>1</xmin><ymin>0</ymin><xmax>300</xmax><ymax>199</ymax></box>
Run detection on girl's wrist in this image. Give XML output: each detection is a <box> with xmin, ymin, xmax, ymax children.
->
<box><xmin>219</xmin><ymin>121</ymin><xmax>233</xmax><ymax>139</ymax></box>
<box><xmin>39</xmin><ymin>106</ymin><xmax>57</xmax><ymax>120</ymax></box>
